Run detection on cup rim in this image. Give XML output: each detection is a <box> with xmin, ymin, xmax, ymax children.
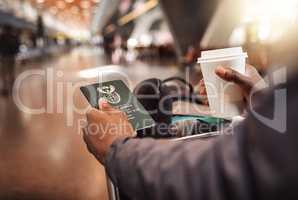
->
<box><xmin>197</xmin><ymin>53</ymin><xmax>248</xmax><ymax>64</ymax></box>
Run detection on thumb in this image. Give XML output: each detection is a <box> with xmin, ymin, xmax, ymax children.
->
<box><xmin>215</xmin><ymin>66</ymin><xmax>252</xmax><ymax>91</ymax></box>
<box><xmin>98</xmin><ymin>98</ymin><xmax>114</xmax><ymax>112</ymax></box>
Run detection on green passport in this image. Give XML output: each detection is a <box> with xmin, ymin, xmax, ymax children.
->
<box><xmin>80</xmin><ymin>80</ymin><xmax>155</xmax><ymax>131</ymax></box>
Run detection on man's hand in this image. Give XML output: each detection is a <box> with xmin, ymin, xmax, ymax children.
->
<box><xmin>198</xmin><ymin>64</ymin><xmax>264</xmax><ymax>105</ymax></box>
<box><xmin>83</xmin><ymin>99</ymin><xmax>135</xmax><ymax>164</ymax></box>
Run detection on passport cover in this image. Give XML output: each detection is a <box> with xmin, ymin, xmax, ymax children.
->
<box><xmin>80</xmin><ymin>80</ymin><xmax>155</xmax><ymax>131</ymax></box>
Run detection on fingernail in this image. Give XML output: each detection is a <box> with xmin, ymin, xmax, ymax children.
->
<box><xmin>102</xmin><ymin>102</ymin><xmax>109</xmax><ymax>108</ymax></box>
<box><xmin>99</xmin><ymin>98</ymin><xmax>106</xmax><ymax>104</ymax></box>
<box><xmin>215</xmin><ymin>66</ymin><xmax>226</xmax><ymax>75</ymax></box>
<box><xmin>99</xmin><ymin>98</ymin><xmax>109</xmax><ymax>108</ymax></box>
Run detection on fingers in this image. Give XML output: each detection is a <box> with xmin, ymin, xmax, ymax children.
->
<box><xmin>87</xmin><ymin>99</ymin><xmax>120</xmax><ymax>119</ymax></box>
<box><xmin>86</xmin><ymin>108</ymin><xmax>104</xmax><ymax>121</ymax></box>
<box><xmin>98</xmin><ymin>98</ymin><xmax>111</xmax><ymax>110</ymax></box>
<box><xmin>98</xmin><ymin>98</ymin><xmax>127</xmax><ymax>119</ymax></box>
<box><xmin>196</xmin><ymin>79</ymin><xmax>208</xmax><ymax>105</ymax></box>
<box><xmin>86</xmin><ymin>106</ymin><xmax>106</xmax><ymax>126</ymax></box>
<box><xmin>215</xmin><ymin>66</ymin><xmax>252</xmax><ymax>91</ymax></box>
<box><xmin>99</xmin><ymin>98</ymin><xmax>120</xmax><ymax>114</ymax></box>
<box><xmin>198</xmin><ymin>80</ymin><xmax>207</xmax><ymax>95</ymax></box>
<box><xmin>86</xmin><ymin>99</ymin><xmax>125</xmax><ymax>123</ymax></box>
<box><xmin>215</xmin><ymin>66</ymin><xmax>235</xmax><ymax>82</ymax></box>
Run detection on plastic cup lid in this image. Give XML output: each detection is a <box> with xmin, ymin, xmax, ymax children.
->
<box><xmin>197</xmin><ymin>52</ymin><xmax>248</xmax><ymax>64</ymax></box>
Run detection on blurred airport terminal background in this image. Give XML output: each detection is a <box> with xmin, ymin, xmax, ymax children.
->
<box><xmin>0</xmin><ymin>0</ymin><xmax>297</xmax><ymax>199</ymax></box>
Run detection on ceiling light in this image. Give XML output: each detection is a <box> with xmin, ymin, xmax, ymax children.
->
<box><xmin>80</xmin><ymin>1</ymin><xmax>90</xmax><ymax>9</ymax></box>
<box><xmin>65</xmin><ymin>0</ymin><xmax>74</xmax><ymax>3</ymax></box>
<box><xmin>83</xmin><ymin>10</ymin><xmax>90</xmax><ymax>16</ymax></box>
<box><xmin>37</xmin><ymin>0</ymin><xmax>45</xmax><ymax>3</ymax></box>
<box><xmin>92</xmin><ymin>0</ymin><xmax>101</xmax><ymax>3</ymax></box>
<box><xmin>70</xmin><ymin>6</ymin><xmax>79</xmax><ymax>14</ymax></box>
<box><xmin>49</xmin><ymin>7</ymin><xmax>58</xmax><ymax>15</ymax></box>
<box><xmin>57</xmin><ymin>1</ymin><xmax>66</xmax><ymax>9</ymax></box>
<box><xmin>241</xmin><ymin>0</ymin><xmax>298</xmax><ymax>42</ymax></box>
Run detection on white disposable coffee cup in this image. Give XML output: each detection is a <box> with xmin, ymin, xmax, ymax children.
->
<box><xmin>197</xmin><ymin>47</ymin><xmax>248</xmax><ymax>119</ymax></box>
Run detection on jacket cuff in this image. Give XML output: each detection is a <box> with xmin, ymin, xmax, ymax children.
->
<box><xmin>104</xmin><ymin>137</ymin><xmax>130</xmax><ymax>185</ymax></box>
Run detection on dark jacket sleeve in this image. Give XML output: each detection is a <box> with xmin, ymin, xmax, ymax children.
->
<box><xmin>105</xmin><ymin>77</ymin><xmax>298</xmax><ymax>200</ymax></box>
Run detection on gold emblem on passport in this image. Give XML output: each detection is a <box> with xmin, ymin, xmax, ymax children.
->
<box><xmin>97</xmin><ymin>85</ymin><xmax>121</xmax><ymax>104</ymax></box>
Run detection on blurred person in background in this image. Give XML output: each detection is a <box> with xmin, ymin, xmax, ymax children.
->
<box><xmin>183</xmin><ymin>46</ymin><xmax>200</xmax><ymax>67</ymax></box>
<box><xmin>82</xmin><ymin>24</ymin><xmax>298</xmax><ymax>200</ymax></box>
<box><xmin>103</xmin><ymin>34</ymin><xmax>115</xmax><ymax>60</ymax></box>
<box><xmin>0</xmin><ymin>25</ymin><xmax>20</xmax><ymax>96</ymax></box>
<box><xmin>36</xmin><ymin>15</ymin><xmax>45</xmax><ymax>48</ymax></box>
